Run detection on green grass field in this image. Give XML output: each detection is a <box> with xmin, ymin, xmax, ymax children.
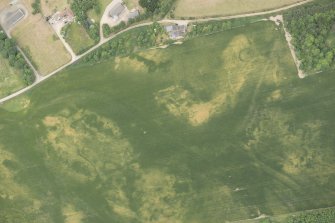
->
<box><xmin>0</xmin><ymin>21</ymin><xmax>334</xmax><ymax>222</ymax></box>
<box><xmin>174</xmin><ymin>0</ymin><xmax>303</xmax><ymax>18</ymax></box>
<box><xmin>63</xmin><ymin>22</ymin><xmax>95</xmax><ymax>54</ymax></box>
<box><xmin>0</xmin><ymin>57</ymin><xmax>26</xmax><ymax>98</ymax></box>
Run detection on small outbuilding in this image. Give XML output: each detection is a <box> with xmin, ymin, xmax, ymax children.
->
<box><xmin>109</xmin><ymin>2</ymin><xmax>126</xmax><ymax>19</ymax></box>
<box><xmin>165</xmin><ymin>24</ymin><xmax>187</xmax><ymax>39</ymax></box>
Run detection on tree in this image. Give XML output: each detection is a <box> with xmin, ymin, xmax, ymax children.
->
<box><xmin>139</xmin><ymin>0</ymin><xmax>160</xmax><ymax>13</ymax></box>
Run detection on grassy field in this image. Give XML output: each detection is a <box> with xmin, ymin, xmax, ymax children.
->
<box><xmin>88</xmin><ymin>0</ymin><xmax>112</xmax><ymax>22</ymax></box>
<box><xmin>0</xmin><ymin>21</ymin><xmax>335</xmax><ymax>222</ymax></box>
<box><xmin>40</xmin><ymin>0</ymin><xmax>71</xmax><ymax>16</ymax></box>
<box><xmin>63</xmin><ymin>22</ymin><xmax>95</xmax><ymax>54</ymax></box>
<box><xmin>0</xmin><ymin>57</ymin><xmax>25</xmax><ymax>98</ymax></box>
<box><xmin>174</xmin><ymin>0</ymin><xmax>304</xmax><ymax>17</ymax></box>
<box><xmin>11</xmin><ymin>0</ymin><xmax>71</xmax><ymax>75</ymax></box>
<box><xmin>124</xmin><ymin>0</ymin><xmax>141</xmax><ymax>10</ymax></box>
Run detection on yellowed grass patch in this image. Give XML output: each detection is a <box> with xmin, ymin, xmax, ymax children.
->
<box><xmin>41</xmin><ymin>110</ymin><xmax>135</xmax><ymax>183</ymax></box>
<box><xmin>138</xmin><ymin>50</ymin><xmax>168</xmax><ymax>64</ymax></box>
<box><xmin>155</xmin><ymin>35</ymin><xmax>253</xmax><ymax>126</ymax></box>
<box><xmin>1</xmin><ymin>96</ymin><xmax>30</xmax><ymax>112</ymax></box>
<box><xmin>267</xmin><ymin>89</ymin><xmax>282</xmax><ymax>102</ymax></box>
<box><xmin>114</xmin><ymin>56</ymin><xmax>148</xmax><ymax>72</ymax></box>
<box><xmin>174</xmin><ymin>0</ymin><xmax>303</xmax><ymax>17</ymax></box>
<box><xmin>62</xmin><ymin>204</ymin><xmax>85</xmax><ymax>223</ymax></box>
<box><xmin>135</xmin><ymin>169</ymin><xmax>184</xmax><ymax>223</ymax></box>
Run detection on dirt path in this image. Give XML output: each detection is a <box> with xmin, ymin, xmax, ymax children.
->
<box><xmin>270</xmin><ymin>15</ymin><xmax>305</xmax><ymax>78</ymax></box>
<box><xmin>0</xmin><ymin>0</ymin><xmax>313</xmax><ymax>104</ymax></box>
<box><xmin>50</xmin><ymin>22</ymin><xmax>78</xmax><ymax>62</ymax></box>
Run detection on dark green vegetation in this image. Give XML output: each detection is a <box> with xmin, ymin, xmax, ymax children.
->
<box><xmin>0</xmin><ymin>30</ymin><xmax>34</xmax><ymax>85</ymax></box>
<box><xmin>102</xmin><ymin>21</ymin><xmax>126</xmax><ymax>38</ymax></box>
<box><xmin>287</xmin><ymin>208</ymin><xmax>335</xmax><ymax>223</ymax></box>
<box><xmin>71</xmin><ymin>0</ymin><xmax>100</xmax><ymax>43</ymax></box>
<box><xmin>256</xmin><ymin>207</ymin><xmax>335</xmax><ymax>223</ymax></box>
<box><xmin>139</xmin><ymin>0</ymin><xmax>175</xmax><ymax>17</ymax></box>
<box><xmin>0</xmin><ymin>21</ymin><xmax>335</xmax><ymax>222</ymax></box>
<box><xmin>187</xmin><ymin>16</ymin><xmax>264</xmax><ymax>38</ymax></box>
<box><xmin>84</xmin><ymin>22</ymin><xmax>168</xmax><ymax>63</ymax></box>
<box><xmin>102</xmin><ymin>23</ymin><xmax>113</xmax><ymax>37</ymax></box>
<box><xmin>284</xmin><ymin>0</ymin><xmax>335</xmax><ymax>73</ymax></box>
<box><xmin>31</xmin><ymin>0</ymin><xmax>41</xmax><ymax>15</ymax></box>
<box><xmin>102</xmin><ymin>12</ymin><xmax>151</xmax><ymax>38</ymax></box>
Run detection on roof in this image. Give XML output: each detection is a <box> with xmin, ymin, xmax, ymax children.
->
<box><xmin>128</xmin><ymin>10</ymin><xmax>139</xmax><ymax>19</ymax></box>
<box><xmin>165</xmin><ymin>24</ymin><xmax>187</xmax><ymax>39</ymax></box>
<box><xmin>109</xmin><ymin>3</ymin><xmax>126</xmax><ymax>17</ymax></box>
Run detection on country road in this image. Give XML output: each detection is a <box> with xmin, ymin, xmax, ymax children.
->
<box><xmin>0</xmin><ymin>0</ymin><xmax>312</xmax><ymax>104</ymax></box>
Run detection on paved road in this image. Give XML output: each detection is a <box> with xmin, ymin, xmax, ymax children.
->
<box><xmin>0</xmin><ymin>0</ymin><xmax>313</xmax><ymax>104</ymax></box>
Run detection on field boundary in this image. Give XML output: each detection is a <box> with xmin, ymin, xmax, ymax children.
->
<box><xmin>269</xmin><ymin>15</ymin><xmax>305</xmax><ymax>78</ymax></box>
<box><xmin>173</xmin><ymin>0</ymin><xmax>311</xmax><ymax>19</ymax></box>
<box><xmin>231</xmin><ymin>205</ymin><xmax>335</xmax><ymax>223</ymax></box>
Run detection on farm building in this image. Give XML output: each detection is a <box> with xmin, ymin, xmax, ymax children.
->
<box><xmin>128</xmin><ymin>10</ymin><xmax>139</xmax><ymax>19</ymax></box>
<box><xmin>109</xmin><ymin>2</ymin><xmax>126</xmax><ymax>19</ymax></box>
<box><xmin>165</xmin><ymin>24</ymin><xmax>187</xmax><ymax>39</ymax></box>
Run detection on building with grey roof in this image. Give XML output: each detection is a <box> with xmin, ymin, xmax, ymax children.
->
<box><xmin>109</xmin><ymin>2</ymin><xmax>126</xmax><ymax>19</ymax></box>
<box><xmin>165</xmin><ymin>24</ymin><xmax>187</xmax><ymax>39</ymax></box>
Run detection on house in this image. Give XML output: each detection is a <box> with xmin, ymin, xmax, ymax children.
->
<box><xmin>109</xmin><ymin>2</ymin><xmax>126</xmax><ymax>20</ymax></box>
<box><xmin>128</xmin><ymin>10</ymin><xmax>139</xmax><ymax>20</ymax></box>
<box><xmin>165</xmin><ymin>24</ymin><xmax>187</xmax><ymax>39</ymax></box>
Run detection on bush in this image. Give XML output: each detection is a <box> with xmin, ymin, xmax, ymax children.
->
<box><xmin>102</xmin><ymin>24</ymin><xmax>112</xmax><ymax>38</ymax></box>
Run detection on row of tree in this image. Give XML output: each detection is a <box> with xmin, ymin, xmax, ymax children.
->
<box><xmin>71</xmin><ymin>0</ymin><xmax>100</xmax><ymax>42</ymax></box>
<box><xmin>284</xmin><ymin>1</ymin><xmax>335</xmax><ymax>72</ymax></box>
<box><xmin>187</xmin><ymin>17</ymin><xmax>263</xmax><ymax>38</ymax></box>
<box><xmin>188</xmin><ymin>21</ymin><xmax>233</xmax><ymax>37</ymax></box>
<box><xmin>84</xmin><ymin>23</ymin><xmax>167</xmax><ymax>63</ymax></box>
<box><xmin>0</xmin><ymin>30</ymin><xmax>35</xmax><ymax>85</ymax></box>
<box><xmin>286</xmin><ymin>208</ymin><xmax>335</xmax><ymax>223</ymax></box>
